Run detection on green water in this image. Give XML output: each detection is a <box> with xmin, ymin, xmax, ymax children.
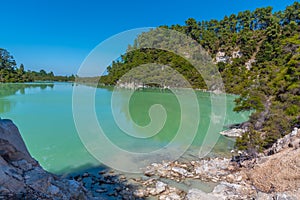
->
<box><xmin>0</xmin><ymin>83</ymin><xmax>250</xmax><ymax>174</ymax></box>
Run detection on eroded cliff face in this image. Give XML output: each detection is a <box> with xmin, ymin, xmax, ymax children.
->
<box><xmin>0</xmin><ymin>119</ymin><xmax>88</xmax><ymax>199</ymax></box>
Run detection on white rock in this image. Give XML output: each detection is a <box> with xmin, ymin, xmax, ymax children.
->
<box><xmin>134</xmin><ymin>189</ymin><xmax>146</xmax><ymax>198</ymax></box>
<box><xmin>213</xmin><ymin>182</ymin><xmax>244</xmax><ymax>197</ymax></box>
<box><xmin>275</xmin><ymin>193</ymin><xmax>295</xmax><ymax>200</ymax></box>
<box><xmin>144</xmin><ymin>169</ymin><xmax>155</xmax><ymax>176</ymax></box>
<box><xmin>149</xmin><ymin>188</ymin><xmax>157</xmax><ymax>195</ymax></box>
<box><xmin>194</xmin><ymin>166</ymin><xmax>201</xmax><ymax>173</ymax></box>
<box><xmin>186</xmin><ymin>188</ymin><xmax>219</xmax><ymax>200</ymax></box>
<box><xmin>256</xmin><ymin>192</ymin><xmax>273</xmax><ymax>200</ymax></box>
<box><xmin>171</xmin><ymin>167</ymin><xmax>188</xmax><ymax>176</ymax></box>
<box><xmin>165</xmin><ymin>192</ymin><xmax>181</xmax><ymax>200</ymax></box>
<box><xmin>220</xmin><ymin>128</ymin><xmax>245</xmax><ymax>137</ymax></box>
<box><xmin>291</xmin><ymin>127</ymin><xmax>298</xmax><ymax>136</ymax></box>
<box><xmin>236</xmin><ymin>175</ymin><xmax>243</xmax><ymax>182</ymax></box>
<box><xmin>156</xmin><ymin>181</ymin><xmax>167</xmax><ymax>194</ymax></box>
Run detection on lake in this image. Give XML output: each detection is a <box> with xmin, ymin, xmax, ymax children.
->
<box><xmin>0</xmin><ymin>82</ymin><xmax>250</xmax><ymax>174</ymax></box>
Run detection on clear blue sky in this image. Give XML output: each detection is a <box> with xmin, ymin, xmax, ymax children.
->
<box><xmin>0</xmin><ymin>0</ymin><xmax>296</xmax><ymax>75</ymax></box>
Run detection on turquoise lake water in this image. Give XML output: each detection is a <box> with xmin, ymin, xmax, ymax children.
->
<box><xmin>0</xmin><ymin>83</ymin><xmax>250</xmax><ymax>174</ymax></box>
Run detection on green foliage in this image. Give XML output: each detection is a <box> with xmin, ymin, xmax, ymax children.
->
<box><xmin>3</xmin><ymin>3</ymin><xmax>299</xmax><ymax>152</ymax></box>
<box><xmin>234</xmin><ymin>91</ymin><xmax>265</xmax><ymax>112</ymax></box>
<box><xmin>100</xmin><ymin>48</ymin><xmax>206</xmax><ymax>88</ymax></box>
<box><xmin>0</xmin><ymin>48</ymin><xmax>75</xmax><ymax>83</ymax></box>
<box><xmin>235</xmin><ymin>127</ymin><xmax>264</xmax><ymax>152</ymax></box>
<box><xmin>99</xmin><ymin>2</ymin><xmax>300</xmax><ymax>151</ymax></box>
<box><xmin>0</xmin><ymin>48</ymin><xmax>16</xmax><ymax>70</ymax></box>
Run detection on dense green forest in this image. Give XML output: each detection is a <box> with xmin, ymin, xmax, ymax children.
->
<box><xmin>0</xmin><ymin>48</ymin><xmax>75</xmax><ymax>82</ymax></box>
<box><xmin>100</xmin><ymin>2</ymin><xmax>300</xmax><ymax>152</ymax></box>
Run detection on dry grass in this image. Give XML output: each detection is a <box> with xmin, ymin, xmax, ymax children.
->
<box><xmin>246</xmin><ymin>148</ymin><xmax>300</xmax><ymax>192</ymax></box>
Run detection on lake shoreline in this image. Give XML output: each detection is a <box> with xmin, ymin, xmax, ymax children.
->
<box><xmin>69</xmin><ymin>128</ymin><xmax>300</xmax><ymax>200</ymax></box>
<box><xmin>0</xmin><ymin>82</ymin><xmax>249</xmax><ymax>174</ymax></box>
<box><xmin>1</xmin><ymin>118</ymin><xmax>299</xmax><ymax>199</ymax></box>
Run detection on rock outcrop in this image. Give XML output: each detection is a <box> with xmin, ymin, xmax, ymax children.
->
<box><xmin>265</xmin><ymin>127</ymin><xmax>300</xmax><ymax>155</ymax></box>
<box><xmin>220</xmin><ymin>128</ymin><xmax>245</xmax><ymax>138</ymax></box>
<box><xmin>0</xmin><ymin>119</ymin><xmax>88</xmax><ymax>199</ymax></box>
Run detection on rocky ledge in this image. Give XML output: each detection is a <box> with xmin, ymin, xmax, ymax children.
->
<box><xmin>131</xmin><ymin>127</ymin><xmax>300</xmax><ymax>199</ymax></box>
<box><xmin>0</xmin><ymin>119</ymin><xmax>88</xmax><ymax>199</ymax></box>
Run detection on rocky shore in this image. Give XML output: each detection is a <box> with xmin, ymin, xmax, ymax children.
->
<box><xmin>70</xmin><ymin>127</ymin><xmax>300</xmax><ymax>200</ymax></box>
<box><xmin>129</xmin><ymin>127</ymin><xmax>300</xmax><ymax>200</ymax></box>
<box><xmin>1</xmin><ymin>118</ymin><xmax>299</xmax><ymax>199</ymax></box>
<box><xmin>0</xmin><ymin>119</ymin><xmax>88</xmax><ymax>199</ymax></box>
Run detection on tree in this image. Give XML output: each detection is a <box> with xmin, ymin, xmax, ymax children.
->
<box><xmin>17</xmin><ymin>64</ymin><xmax>25</xmax><ymax>76</ymax></box>
<box><xmin>0</xmin><ymin>48</ymin><xmax>16</xmax><ymax>70</ymax></box>
<box><xmin>39</xmin><ymin>69</ymin><xmax>47</xmax><ymax>76</ymax></box>
<box><xmin>98</xmin><ymin>2</ymin><xmax>300</xmax><ymax>151</ymax></box>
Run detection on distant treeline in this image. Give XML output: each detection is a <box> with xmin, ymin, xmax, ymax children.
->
<box><xmin>0</xmin><ymin>48</ymin><xmax>75</xmax><ymax>83</ymax></box>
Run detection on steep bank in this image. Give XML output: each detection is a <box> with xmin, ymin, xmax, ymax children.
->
<box><xmin>0</xmin><ymin>119</ymin><xmax>88</xmax><ymax>199</ymax></box>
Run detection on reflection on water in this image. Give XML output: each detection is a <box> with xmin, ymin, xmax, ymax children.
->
<box><xmin>0</xmin><ymin>83</ymin><xmax>54</xmax><ymax>113</ymax></box>
<box><xmin>0</xmin><ymin>99</ymin><xmax>14</xmax><ymax>114</ymax></box>
<box><xmin>0</xmin><ymin>83</ymin><xmax>250</xmax><ymax>174</ymax></box>
<box><xmin>105</xmin><ymin>88</ymin><xmax>246</xmax><ymax>150</ymax></box>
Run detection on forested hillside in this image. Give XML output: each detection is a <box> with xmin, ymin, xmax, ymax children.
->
<box><xmin>0</xmin><ymin>48</ymin><xmax>75</xmax><ymax>82</ymax></box>
<box><xmin>100</xmin><ymin>2</ymin><xmax>300</xmax><ymax>151</ymax></box>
